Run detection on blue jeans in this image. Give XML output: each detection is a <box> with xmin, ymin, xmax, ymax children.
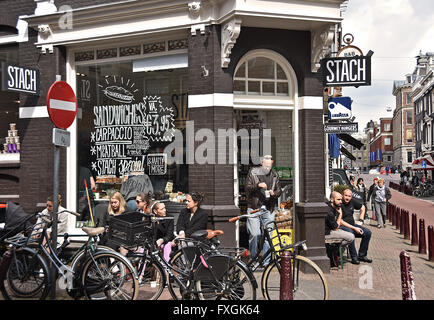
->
<box><xmin>246</xmin><ymin>208</ymin><xmax>275</xmax><ymax>265</ymax></box>
<box><xmin>340</xmin><ymin>224</ymin><xmax>372</xmax><ymax>259</ymax></box>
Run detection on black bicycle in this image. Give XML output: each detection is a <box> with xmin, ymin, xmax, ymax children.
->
<box><xmin>119</xmin><ymin>214</ymin><xmax>257</xmax><ymax>300</ymax></box>
<box><xmin>228</xmin><ymin>207</ymin><xmax>329</xmax><ymax>300</ymax></box>
<box><xmin>0</xmin><ymin>210</ymin><xmax>139</xmax><ymax>300</ymax></box>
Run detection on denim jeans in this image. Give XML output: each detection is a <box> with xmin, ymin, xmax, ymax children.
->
<box><xmin>246</xmin><ymin>208</ymin><xmax>275</xmax><ymax>265</ymax></box>
<box><xmin>340</xmin><ymin>225</ymin><xmax>372</xmax><ymax>259</ymax></box>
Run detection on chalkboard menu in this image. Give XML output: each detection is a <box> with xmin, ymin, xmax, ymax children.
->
<box><xmin>77</xmin><ymin>67</ymin><xmax>185</xmax><ymax>179</ymax></box>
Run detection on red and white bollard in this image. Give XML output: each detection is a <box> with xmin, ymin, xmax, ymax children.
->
<box><xmin>279</xmin><ymin>250</ymin><xmax>293</xmax><ymax>300</ymax></box>
<box><xmin>400</xmin><ymin>250</ymin><xmax>416</xmax><ymax>300</ymax></box>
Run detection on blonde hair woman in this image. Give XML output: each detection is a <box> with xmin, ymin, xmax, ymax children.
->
<box><xmin>108</xmin><ymin>192</ymin><xmax>128</xmax><ymax>216</ymax></box>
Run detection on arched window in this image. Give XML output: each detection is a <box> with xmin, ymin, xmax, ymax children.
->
<box><xmin>233</xmin><ymin>50</ymin><xmax>296</xmax><ymax>109</ymax></box>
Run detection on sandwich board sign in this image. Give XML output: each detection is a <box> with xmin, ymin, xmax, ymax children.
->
<box><xmin>328</xmin><ymin>97</ymin><xmax>352</xmax><ymax>120</ymax></box>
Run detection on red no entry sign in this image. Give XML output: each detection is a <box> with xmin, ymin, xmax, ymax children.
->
<box><xmin>46</xmin><ymin>81</ymin><xmax>77</xmax><ymax>130</ymax></box>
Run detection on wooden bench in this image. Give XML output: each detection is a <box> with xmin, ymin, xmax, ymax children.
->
<box><xmin>325</xmin><ymin>238</ymin><xmax>344</xmax><ymax>269</ymax></box>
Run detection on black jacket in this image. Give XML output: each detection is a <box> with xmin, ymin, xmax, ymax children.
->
<box><xmin>155</xmin><ymin>213</ymin><xmax>175</xmax><ymax>244</ymax></box>
<box><xmin>176</xmin><ymin>207</ymin><xmax>208</xmax><ymax>237</ymax></box>
<box><xmin>245</xmin><ymin>166</ymin><xmax>282</xmax><ymax>211</ymax></box>
<box><xmin>325</xmin><ymin>202</ymin><xmax>340</xmax><ymax>236</ymax></box>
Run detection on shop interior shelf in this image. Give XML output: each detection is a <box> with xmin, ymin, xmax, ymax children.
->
<box><xmin>0</xmin><ymin>153</ymin><xmax>20</xmax><ymax>167</ymax></box>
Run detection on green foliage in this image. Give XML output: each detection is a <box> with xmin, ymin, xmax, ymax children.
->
<box><xmin>333</xmin><ymin>184</ymin><xmax>351</xmax><ymax>195</ymax></box>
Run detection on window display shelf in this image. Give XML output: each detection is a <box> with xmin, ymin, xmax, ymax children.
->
<box><xmin>0</xmin><ymin>153</ymin><xmax>20</xmax><ymax>167</ymax></box>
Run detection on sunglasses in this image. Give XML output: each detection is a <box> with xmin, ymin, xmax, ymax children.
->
<box><xmin>136</xmin><ymin>199</ymin><xmax>143</xmax><ymax>203</ymax></box>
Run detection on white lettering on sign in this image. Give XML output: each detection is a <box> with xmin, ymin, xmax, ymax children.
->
<box><xmin>6</xmin><ymin>65</ymin><xmax>38</xmax><ymax>93</ymax></box>
<box><xmin>89</xmin><ymin>76</ymin><xmax>175</xmax><ymax>177</ymax></box>
<box><xmin>325</xmin><ymin>57</ymin><xmax>368</xmax><ymax>85</ymax></box>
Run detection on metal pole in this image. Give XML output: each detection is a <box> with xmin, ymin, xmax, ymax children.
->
<box><xmin>50</xmin><ymin>145</ymin><xmax>60</xmax><ymax>300</ymax></box>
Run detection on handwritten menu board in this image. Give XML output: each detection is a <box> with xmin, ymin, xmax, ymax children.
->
<box><xmin>90</xmin><ymin>76</ymin><xmax>175</xmax><ymax>178</ymax></box>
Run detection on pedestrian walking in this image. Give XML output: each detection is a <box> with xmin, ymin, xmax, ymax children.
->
<box><xmin>373</xmin><ymin>178</ymin><xmax>392</xmax><ymax>228</ymax></box>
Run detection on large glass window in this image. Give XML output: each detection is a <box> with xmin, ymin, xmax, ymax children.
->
<box><xmin>0</xmin><ymin>44</ymin><xmax>20</xmax><ymax>156</ymax></box>
<box><xmin>76</xmin><ymin>60</ymin><xmax>188</xmax><ymax>222</ymax></box>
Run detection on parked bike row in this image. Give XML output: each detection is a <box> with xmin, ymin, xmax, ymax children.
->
<box><xmin>0</xmin><ymin>203</ymin><xmax>328</xmax><ymax>300</ymax></box>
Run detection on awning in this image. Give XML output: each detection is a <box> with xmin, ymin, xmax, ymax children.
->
<box><xmin>340</xmin><ymin>145</ymin><xmax>356</xmax><ymax>161</ymax></box>
<box><xmin>338</xmin><ymin>133</ymin><xmax>364</xmax><ymax>150</ymax></box>
<box><xmin>328</xmin><ymin>134</ymin><xmax>340</xmax><ymax>159</ymax></box>
<box><xmin>411</xmin><ymin>154</ymin><xmax>434</xmax><ymax>170</ymax></box>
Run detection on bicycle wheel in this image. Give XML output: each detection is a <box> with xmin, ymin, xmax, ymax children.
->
<box><xmin>80</xmin><ymin>252</ymin><xmax>139</xmax><ymax>300</ymax></box>
<box><xmin>167</xmin><ymin>249</ymin><xmax>192</xmax><ymax>300</ymax></box>
<box><xmin>135</xmin><ymin>258</ymin><xmax>165</xmax><ymax>300</ymax></box>
<box><xmin>262</xmin><ymin>255</ymin><xmax>329</xmax><ymax>300</ymax></box>
<box><xmin>1</xmin><ymin>249</ymin><xmax>50</xmax><ymax>300</ymax></box>
<box><xmin>195</xmin><ymin>255</ymin><xmax>256</xmax><ymax>300</ymax></box>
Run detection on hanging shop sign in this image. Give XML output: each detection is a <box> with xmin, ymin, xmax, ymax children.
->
<box><xmin>324</xmin><ymin>122</ymin><xmax>358</xmax><ymax>134</ymax></box>
<box><xmin>321</xmin><ymin>55</ymin><xmax>372</xmax><ymax>87</ymax></box>
<box><xmin>328</xmin><ymin>96</ymin><xmax>352</xmax><ymax>120</ymax></box>
<box><xmin>1</xmin><ymin>63</ymin><xmax>40</xmax><ymax>95</ymax></box>
<box><xmin>322</xmin><ymin>34</ymin><xmax>373</xmax><ymax>87</ymax></box>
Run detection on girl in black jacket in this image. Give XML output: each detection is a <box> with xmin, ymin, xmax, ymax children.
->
<box><xmin>151</xmin><ymin>201</ymin><xmax>174</xmax><ymax>262</ymax></box>
<box><xmin>175</xmin><ymin>192</ymin><xmax>208</xmax><ymax>239</ymax></box>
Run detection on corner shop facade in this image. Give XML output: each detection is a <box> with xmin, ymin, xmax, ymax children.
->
<box><xmin>0</xmin><ymin>0</ymin><xmax>347</xmax><ymax>271</ymax></box>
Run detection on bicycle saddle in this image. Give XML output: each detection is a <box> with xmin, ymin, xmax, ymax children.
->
<box><xmin>190</xmin><ymin>229</ymin><xmax>224</xmax><ymax>241</ymax></box>
<box><xmin>82</xmin><ymin>227</ymin><xmax>105</xmax><ymax>237</ymax></box>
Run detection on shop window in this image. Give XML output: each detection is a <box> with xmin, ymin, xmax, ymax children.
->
<box><xmin>0</xmin><ymin>44</ymin><xmax>20</xmax><ymax>159</ymax></box>
<box><xmin>76</xmin><ymin>60</ymin><xmax>188</xmax><ymax>224</ymax></box>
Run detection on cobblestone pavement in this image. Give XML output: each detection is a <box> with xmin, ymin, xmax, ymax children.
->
<box><xmin>325</xmin><ymin>216</ymin><xmax>434</xmax><ymax>300</ymax></box>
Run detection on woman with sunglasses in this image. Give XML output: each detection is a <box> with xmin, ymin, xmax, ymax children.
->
<box><xmin>135</xmin><ymin>192</ymin><xmax>152</xmax><ymax>214</ymax></box>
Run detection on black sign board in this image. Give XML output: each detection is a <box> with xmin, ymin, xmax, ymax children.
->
<box><xmin>321</xmin><ymin>56</ymin><xmax>371</xmax><ymax>87</ymax></box>
<box><xmin>1</xmin><ymin>62</ymin><xmax>40</xmax><ymax>95</ymax></box>
<box><xmin>324</xmin><ymin>122</ymin><xmax>358</xmax><ymax>133</ymax></box>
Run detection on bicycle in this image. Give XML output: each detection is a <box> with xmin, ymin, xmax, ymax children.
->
<box><xmin>0</xmin><ymin>210</ymin><xmax>139</xmax><ymax>300</ymax></box>
<box><xmin>120</xmin><ymin>214</ymin><xmax>257</xmax><ymax>300</ymax></box>
<box><xmin>228</xmin><ymin>207</ymin><xmax>329</xmax><ymax>300</ymax></box>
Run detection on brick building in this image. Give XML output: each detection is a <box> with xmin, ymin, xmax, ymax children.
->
<box><xmin>392</xmin><ymin>76</ymin><xmax>415</xmax><ymax>172</ymax></box>
<box><xmin>369</xmin><ymin>118</ymin><xmax>394</xmax><ymax>168</ymax></box>
<box><xmin>0</xmin><ymin>0</ymin><xmax>350</xmax><ymax>271</ymax></box>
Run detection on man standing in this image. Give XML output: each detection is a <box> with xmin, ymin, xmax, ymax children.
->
<box><xmin>340</xmin><ymin>188</ymin><xmax>373</xmax><ymax>264</ymax></box>
<box><xmin>245</xmin><ymin>155</ymin><xmax>282</xmax><ymax>267</ymax></box>
<box><xmin>373</xmin><ymin>178</ymin><xmax>391</xmax><ymax>228</ymax></box>
<box><xmin>325</xmin><ymin>192</ymin><xmax>355</xmax><ymax>247</ymax></box>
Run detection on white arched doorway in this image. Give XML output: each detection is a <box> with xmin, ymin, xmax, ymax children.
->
<box><xmin>232</xmin><ymin>49</ymin><xmax>300</xmax><ymax>247</ymax></box>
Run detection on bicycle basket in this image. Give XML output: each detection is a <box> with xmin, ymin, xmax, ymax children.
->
<box><xmin>107</xmin><ymin>211</ymin><xmax>152</xmax><ymax>247</ymax></box>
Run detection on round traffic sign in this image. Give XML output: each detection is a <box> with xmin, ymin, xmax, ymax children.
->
<box><xmin>46</xmin><ymin>81</ymin><xmax>77</xmax><ymax>130</ymax></box>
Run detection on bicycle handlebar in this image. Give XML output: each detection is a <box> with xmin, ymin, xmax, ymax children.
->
<box><xmin>228</xmin><ymin>208</ymin><xmax>264</xmax><ymax>223</ymax></box>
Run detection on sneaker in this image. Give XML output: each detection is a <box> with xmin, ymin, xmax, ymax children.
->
<box><xmin>377</xmin><ymin>225</ymin><xmax>382</xmax><ymax>228</ymax></box>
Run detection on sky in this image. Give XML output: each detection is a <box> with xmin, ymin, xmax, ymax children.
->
<box><xmin>341</xmin><ymin>0</ymin><xmax>434</xmax><ymax>133</ymax></box>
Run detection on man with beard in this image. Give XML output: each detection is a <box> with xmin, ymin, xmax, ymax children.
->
<box><xmin>325</xmin><ymin>191</ymin><xmax>355</xmax><ymax>247</ymax></box>
<box><xmin>245</xmin><ymin>155</ymin><xmax>282</xmax><ymax>267</ymax></box>
<box><xmin>339</xmin><ymin>188</ymin><xmax>373</xmax><ymax>264</ymax></box>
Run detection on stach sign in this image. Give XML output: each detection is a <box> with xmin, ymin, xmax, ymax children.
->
<box><xmin>321</xmin><ymin>54</ymin><xmax>372</xmax><ymax>87</ymax></box>
<box><xmin>1</xmin><ymin>63</ymin><xmax>40</xmax><ymax>95</ymax></box>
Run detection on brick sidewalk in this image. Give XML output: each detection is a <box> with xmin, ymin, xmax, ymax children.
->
<box><xmin>325</xmin><ymin>216</ymin><xmax>434</xmax><ymax>300</ymax></box>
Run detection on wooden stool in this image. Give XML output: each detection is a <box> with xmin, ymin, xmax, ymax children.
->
<box><xmin>325</xmin><ymin>238</ymin><xmax>344</xmax><ymax>269</ymax></box>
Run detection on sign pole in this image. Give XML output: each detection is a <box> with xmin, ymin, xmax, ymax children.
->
<box><xmin>50</xmin><ymin>74</ymin><xmax>62</xmax><ymax>300</ymax></box>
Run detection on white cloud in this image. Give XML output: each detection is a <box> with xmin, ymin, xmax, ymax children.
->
<box><xmin>341</xmin><ymin>0</ymin><xmax>434</xmax><ymax>132</ymax></box>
